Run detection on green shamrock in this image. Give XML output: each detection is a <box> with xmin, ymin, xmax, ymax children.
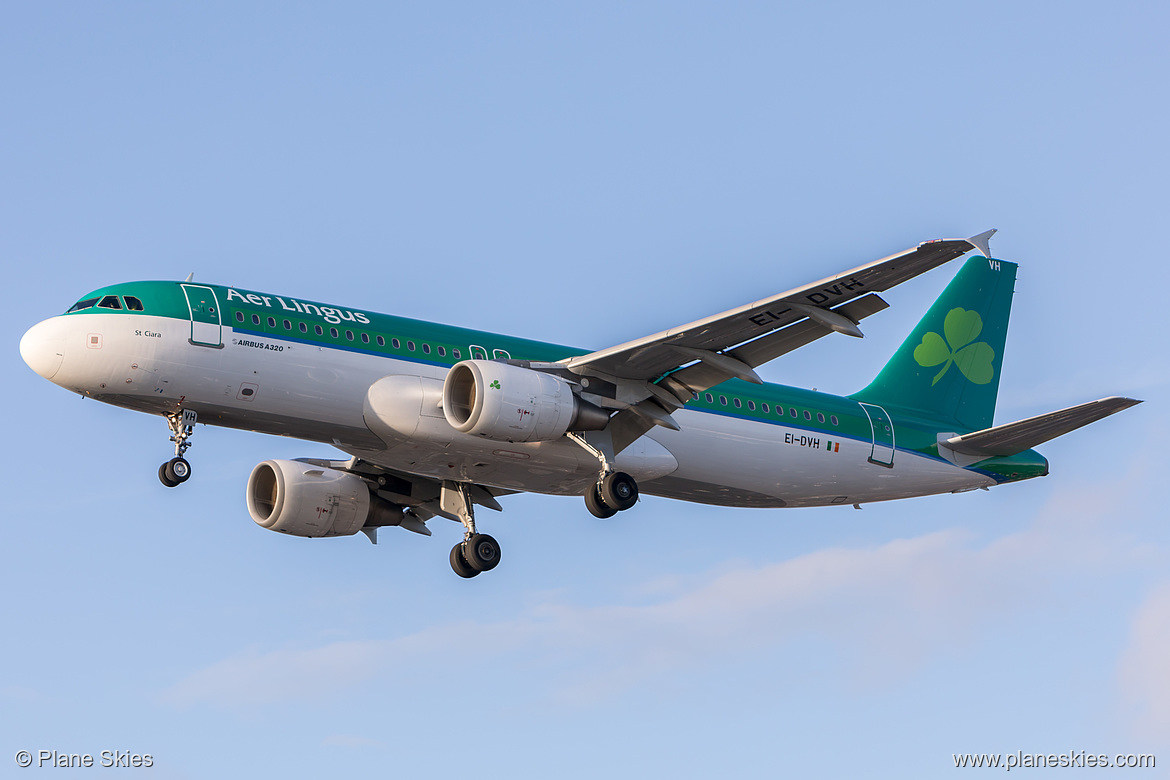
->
<box><xmin>489</xmin><ymin>380</ymin><xmax>501</xmax><ymax>389</ymax></box>
<box><xmin>913</xmin><ymin>308</ymin><xmax>996</xmax><ymax>386</ymax></box>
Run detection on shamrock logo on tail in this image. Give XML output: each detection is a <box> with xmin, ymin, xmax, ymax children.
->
<box><xmin>913</xmin><ymin>308</ymin><xmax>996</xmax><ymax>386</ymax></box>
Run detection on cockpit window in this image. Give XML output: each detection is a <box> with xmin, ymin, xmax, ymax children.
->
<box><xmin>123</xmin><ymin>296</ymin><xmax>144</xmax><ymax>311</ymax></box>
<box><xmin>98</xmin><ymin>295</ymin><xmax>122</xmax><ymax>310</ymax></box>
<box><xmin>67</xmin><ymin>297</ymin><xmax>100</xmax><ymax>313</ymax></box>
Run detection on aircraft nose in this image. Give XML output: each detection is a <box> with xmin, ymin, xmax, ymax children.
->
<box><xmin>20</xmin><ymin>317</ymin><xmax>67</xmax><ymax>381</ymax></box>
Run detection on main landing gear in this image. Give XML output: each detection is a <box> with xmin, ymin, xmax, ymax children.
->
<box><xmin>566</xmin><ymin>432</ymin><xmax>640</xmax><ymax>519</ymax></box>
<box><xmin>159</xmin><ymin>409</ymin><xmax>197</xmax><ymax>488</ymax></box>
<box><xmin>584</xmin><ymin>471</ymin><xmax>639</xmax><ymax>518</ymax></box>
<box><xmin>443</xmin><ymin>481</ymin><xmax>502</xmax><ymax>579</ymax></box>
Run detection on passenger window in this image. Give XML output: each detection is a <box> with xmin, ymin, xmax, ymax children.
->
<box><xmin>345</xmin><ymin>330</ymin><xmax>354</xmax><ymax>341</ymax></box>
<box><xmin>407</xmin><ymin>341</ymin><xmax>416</xmax><ymax>351</ymax></box>
<box><xmin>804</xmin><ymin>410</ymin><xmax>812</xmax><ymax>421</ymax></box>
<box><xmin>470</xmin><ymin>346</ymin><xmax>488</xmax><ymax>360</ymax></box>
<box><xmin>330</xmin><ymin>327</ymin><xmax>339</xmax><ymax>338</ymax></box>
<box><xmin>437</xmin><ymin>346</ymin><xmax>446</xmax><ymax>357</ymax></box>
<box><xmin>762</xmin><ymin>403</ymin><xmax>770</xmax><ymax>414</ymax></box>
<box><xmin>453</xmin><ymin>348</ymin><xmax>461</xmax><ymax>359</ymax></box>
<box><xmin>376</xmin><ymin>335</ymin><xmax>385</xmax><ymax>346</ymax></box>
<box><xmin>422</xmin><ymin>343</ymin><xmax>431</xmax><ymax>354</ymax></box>
<box><xmin>252</xmin><ymin>314</ymin><xmax>261</xmax><ymax>325</ymax></box>
<box><xmin>705</xmin><ymin>393</ymin><xmax>714</xmax><ymax>403</ymax></box>
<box><xmin>734</xmin><ymin>398</ymin><xmax>742</xmax><ymax>408</ymax></box>
<box><xmin>98</xmin><ymin>295</ymin><xmax>122</xmax><ymax>310</ymax></box>
<box><xmin>267</xmin><ymin>317</ymin><xmax>276</xmax><ymax>328</ymax></box>
<box><xmin>720</xmin><ymin>396</ymin><xmax>728</xmax><ymax>406</ymax></box>
<box><xmin>817</xmin><ymin>413</ymin><xmax>825</xmax><ymax>423</ymax></box>
<box><xmin>315</xmin><ymin>325</ymin><xmax>323</xmax><ymax>335</ymax></box>
<box><xmin>283</xmin><ymin>319</ymin><xmax>292</xmax><ymax>330</ymax></box>
<box><xmin>67</xmin><ymin>297</ymin><xmax>100</xmax><ymax>313</ymax></box>
<box><xmin>361</xmin><ymin>333</ymin><xmax>370</xmax><ymax>344</ymax></box>
<box><xmin>789</xmin><ymin>408</ymin><xmax>798</xmax><ymax>418</ymax></box>
<box><xmin>392</xmin><ymin>338</ymin><xmax>401</xmax><ymax>349</ymax></box>
<box><xmin>831</xmin><ymin>415</ymin><xmax>839</xmax><ymax>426</ymax></box>
<box><xmin>747</xmin><ymin>400</ymin><xmax>756</xmax><ymax>411</ymax></box>
<box><xmin>123</xmin><ymin>296</ymin><xmax>144</xmax><ymax>311</ymax></box>
<box><xmin>299</xmin><ymin>322</ymin><xmax>308</xmax><ymax>333</ymax></box>
<box><xmin>235</xmin><ymin>312</ymin><xmax>244</xmax><ymax>323</ymax></box>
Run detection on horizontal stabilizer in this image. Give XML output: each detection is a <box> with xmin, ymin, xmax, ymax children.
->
<box><xmin>943</xmin><ymin>396</ymin><xmax>1142</xmax><ymax>457</ymax></box>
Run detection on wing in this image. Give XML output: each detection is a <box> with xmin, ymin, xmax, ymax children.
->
<box><xmin>559</xmin><ymin>231</ymin><xmax>996</xmax><ymax>451</ymax></box>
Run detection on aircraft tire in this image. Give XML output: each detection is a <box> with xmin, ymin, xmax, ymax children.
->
<box><xmin>450</xmin><ymin>543</ymin><xmax>480</xmax><ymax>578</ymax></box>
<box><xmin>601</xmin><ymin>472</ymin><xmax>638</xmax><ymax>511</ymax></box>
<box><xmin>166</xmin><ymin>457</ymin><xmax>192</xmax><ymax>484</ymax></box>
<box><xmin>585</xmin><ymin>484</ymin><xmax>618</xmax><ymax>518</ymax></box>
<box><xmin>464</xmin><ymin>533</ymin><xmax>501</xmax><ymax>572</ymax></box>
<box><xmin>158</xmin><ymin>463</ymin><xmax>180</xmax><ymax>488</ymax></box>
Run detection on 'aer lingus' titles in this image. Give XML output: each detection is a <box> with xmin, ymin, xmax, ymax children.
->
<box><xmin>225</xmin><ymin>288</ymin><xmax>371</xmax><ymax>326</ymax></box>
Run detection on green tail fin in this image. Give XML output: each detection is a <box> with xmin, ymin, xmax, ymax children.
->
<box><xmin>851</xmin><ymin>255</ymin><xmax>1017</xmax><ymax>432</ymax></box>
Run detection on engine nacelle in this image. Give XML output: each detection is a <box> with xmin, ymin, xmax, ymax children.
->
<box><xmin>247</xmin><ymin>459</ymin><xmax>393</xmax><ymax>538</ymax></box>
<box><xmin>442</xmin><ymin>360</ymin><xmax>609</xmax><ymax>442</ymax></box>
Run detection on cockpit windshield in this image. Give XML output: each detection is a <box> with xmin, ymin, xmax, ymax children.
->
<box><xmin>67</xmin><ymin>297</ymin><xmax>100</xmax><ymax>313</ymax></box>
<box><xmin>66</xmin><ymin>294</ymin><xmax>146</xmax><ymax>314</ymax></box>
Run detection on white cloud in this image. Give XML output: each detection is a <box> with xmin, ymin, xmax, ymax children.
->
<box><xmin>162</xmin><ymin>640</ymin><xmax>388</xmax><ymax>708</ymax></box>
<box><xmin>163</xmin><ymin>518</ymin><xmax>1135</xmax><ymax>710</ymax></box>
<box><xmin>1118</xmin><ymin>581</ymin><xmax>1170</xmax><ymax>741</ymax></box>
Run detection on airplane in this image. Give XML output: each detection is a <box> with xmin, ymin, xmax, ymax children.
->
<box><xmin>19</xmin><ymin>231</ymin><xmax>1141</xmax><ymax>578</ymax></box>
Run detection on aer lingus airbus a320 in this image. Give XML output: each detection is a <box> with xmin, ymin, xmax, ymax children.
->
<box><xmin>20</xmin><ymin>231</ymin><xmax>1140</xmax><ymax>577</ymax></box>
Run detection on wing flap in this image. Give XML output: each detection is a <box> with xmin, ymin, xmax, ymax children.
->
<box><xmin>943</xmin><ymin>397</ymin><xmax>1142</xmax><ymax>457</ymax></box>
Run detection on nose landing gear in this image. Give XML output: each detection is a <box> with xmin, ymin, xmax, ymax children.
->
<box><xmin>158</xmin><ymin>457</ymin><xmax>192</xmax><ymax>487</ymax></box>
<box><xmin>159</xmin><ymin>409</ymin><xmax>197</xmax><ymax>488</ymax></box>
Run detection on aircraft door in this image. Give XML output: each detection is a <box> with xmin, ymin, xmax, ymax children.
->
<box><xmin>182</xmin><ymin>284</ymin><xmax>224</xmax><ymax>348</ymax></box>
<box><xmin>858</xmin><ymin>402</ymin><xmax>895</xmax><ymax>467</ymax></box>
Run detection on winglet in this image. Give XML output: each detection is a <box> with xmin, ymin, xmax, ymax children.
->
<box><xmin>967</xmin><ymin>229</ymin><xmax>997</xmax><ymax>258</ymax></box>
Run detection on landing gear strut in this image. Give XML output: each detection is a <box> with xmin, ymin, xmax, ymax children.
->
<box><xmin>567</xmin><ymin>432</ymin><xmax>640</xmax><ymax>518</ymax></box>
<box><xmin>443</xmin><ymin>481</ymin><xmax>501</xmax><ymax>578</ymax></box>
<box><xmin>159</xmin><ymin>409</ymin><xmax>197</xmax><ymax>488</ymax></box>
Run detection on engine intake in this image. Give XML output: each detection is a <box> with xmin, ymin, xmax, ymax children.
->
<box><xmin>247</xmin><ymin>459</ymin><xmax>398</xmax><ymax>538</ymax></box>
<box><xmin>442</xmin><ymin>360</ymin><xmax>608</xmax><ymax>442</ymax></box>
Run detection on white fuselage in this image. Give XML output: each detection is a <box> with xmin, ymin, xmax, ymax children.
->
<box><xmin>22</xmin><ymin>310</ymin><xmax>996</xmax><ymax>508</ymax></box>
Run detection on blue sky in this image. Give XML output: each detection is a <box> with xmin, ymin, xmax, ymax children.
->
<box><xmin>3</xmin><ymin>2</ymin><xmax>1167</xmax><ymax>777</ymax></box>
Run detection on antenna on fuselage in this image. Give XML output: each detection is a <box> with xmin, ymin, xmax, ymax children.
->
<box><xmin>184</xmin><ymin>272</ymin><xmax>194</xmax><ymax>282</ymax></box>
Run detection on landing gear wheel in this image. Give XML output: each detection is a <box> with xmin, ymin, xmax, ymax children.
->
<box><xmin>450</xmin><ymin>543</ymin><xmax>480</xmax><ymax>578</ymax></box>
<box><xmin>601</xmin><ymin>471</ymin><xmax>638</xmax><ymax>511</ymax></box>
<box><xmin>158</xmin><ymin>463</ymin><xmax>179</xmax><ymax>488</ymax></box>
<box><xmin>165</xmin><ymin>457</ymin><xmax>192</xmax><ymax>485</ymax></box>
<box><xmin>585</xmin><ymin>483</ymin><xmax>617</xmax><ymax>518</ymax></box>
<box><xmin>463</xmin><ymin>533</ymin><xmax>501</xmax><ymax>572</ymax></box>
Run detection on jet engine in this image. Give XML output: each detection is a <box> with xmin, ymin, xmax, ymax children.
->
<box><xmin>246</xmin><ymin>459</ymin><xmax>399</xmax><ymax>538</ymax></box>
<box><xmin>442</xmin><ymin>360</ymin><xmax>609</xmax><ymax>442</ymax></box>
